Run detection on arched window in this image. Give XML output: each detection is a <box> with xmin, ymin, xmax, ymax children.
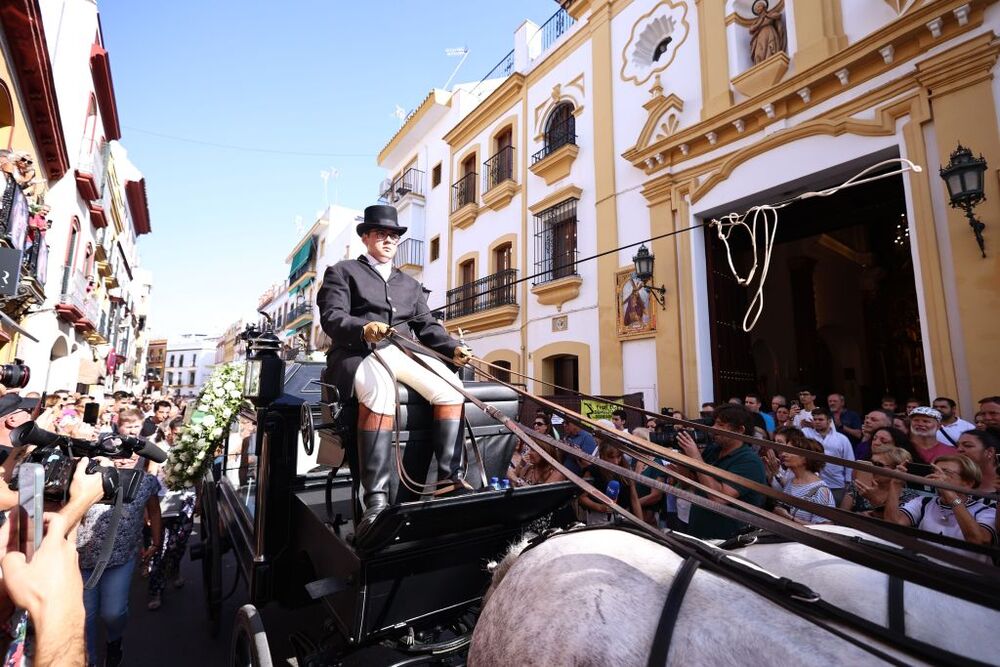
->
<box><xmin>543</xmin><ymin>103</ymin><xmax>576</xmax><ymax>155</ymax></box>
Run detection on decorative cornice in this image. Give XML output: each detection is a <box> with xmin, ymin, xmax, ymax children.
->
<box><xmin>531</xmin><ymin>275</ymin><xmax>583</xmax><ymax>310</ymax></box>
<box><xmin>528</xmin><ymin>184</ymin><xmax>583</xmax><ymax>214</ymax></box>
<box><xmin>482</xmin><ymin>179</ymin><xmax>520</xmax><ymax>211</ymax></box>
<box><xmin>446</xmin><ymin>304</ymin><xmax>519</xmax><ymax>334</ymax></box>
<box><xmin>450</xmin><ymin>202</ymin><xmax>479</xmax><ymax>230</ymax></box>
<box><xmin>528</xmin><ymin>143</ymin><xmax>580</xmax><ymax>185</ymax></box>
<box><xmin>624</xmin><ymin>0</ymin><xmax>993</xmax><ymax>175</ymax></box>
<box><xmin>913</xmin><ymin>31</ymin><xmax>1000</xmax><ymax>98</ymax></box>
<box><xmin>444</xmin><ymin>74</ymin><xmax>525</xmax><ymax>149</ymax></box>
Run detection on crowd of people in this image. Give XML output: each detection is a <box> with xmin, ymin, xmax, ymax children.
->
<box><xmin>0</xmin><ymin>388</ymin><xmax>194</xmax><ymax>666</ymax></box>
<box><xmin>511</xmin><ymin>392</ymin><xmax>999</xmax><ymax>560</ymax></box>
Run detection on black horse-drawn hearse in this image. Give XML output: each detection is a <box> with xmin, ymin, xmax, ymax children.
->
<box><xmin>193</xmin><ymin>328</ymin><xmax>576</xmax><ymax>666</ymax></box>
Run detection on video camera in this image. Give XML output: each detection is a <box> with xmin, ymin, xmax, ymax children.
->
<box><xmin>650</xmin><ymin>422</ymin><xmax>711</xmax><ymax>449</ymax></box>
<box><xmin>9</xmin><ymin>421</ymin><xmax>168</xmax><ymax>504</ymax></box>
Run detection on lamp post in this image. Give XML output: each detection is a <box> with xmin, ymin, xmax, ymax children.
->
<box><xmin>242</xmin><ymin>321</ymin><xmax>285</xmax><ymax>407</ymax></box>
<box><xmin>939</xmin><ymin>143</ymin><xmax>989</xmax><ymax>257</ymax></box>
<box><xmin>631</xmin><ymin>244</ymin><xmax>667</xmax><ymax>309</ymax></box>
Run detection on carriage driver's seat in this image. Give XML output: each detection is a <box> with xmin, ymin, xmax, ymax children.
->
<box><xmin>317</xmin><ymin>368</ymin><xmax>521</xmax><ymax>529</ymax></box>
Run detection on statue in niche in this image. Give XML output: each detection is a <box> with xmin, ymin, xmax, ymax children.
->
<box><xmin>749</xmin><ymin>0</ymin><xmax>786</xmax><ymax>65</ymax></box>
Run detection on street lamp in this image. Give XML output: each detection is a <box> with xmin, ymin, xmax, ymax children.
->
<box><xmin>939</xmin><ymin>143</ymin><xmax>989</xmax><ymax>257</ymax></box>
<box><xmin>243</xmin><ymin>322</ymin><xmax>284</xmax><ymax>406</ymax></box>
<box><xmin>631</xmin><ymin>244</ymin><xmax>666</xmax><ymax>309</ymax></box>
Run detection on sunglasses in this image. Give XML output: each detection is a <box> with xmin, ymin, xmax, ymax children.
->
<box><xmin>533</xmin><ymin>422</ymin><xmax>546</xmax><ymax>427</ymax></box>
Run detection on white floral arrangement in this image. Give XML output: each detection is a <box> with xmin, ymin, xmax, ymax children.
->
<box><xmin>164</xmin><ymin>362</ymin><xmax>246</xmax><ymax>490</ymax></box>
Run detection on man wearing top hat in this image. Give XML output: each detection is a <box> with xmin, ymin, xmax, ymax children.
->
<box><xmin>317</xmin><ymin>205</ymin><xmax>472</xmax><ymax>540</ymax></box>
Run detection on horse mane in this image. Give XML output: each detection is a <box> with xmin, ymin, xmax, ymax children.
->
<box><xmin>484</xmin><ymin>533</ymin><xmax>535</xmax><ymax>605</ymax></box>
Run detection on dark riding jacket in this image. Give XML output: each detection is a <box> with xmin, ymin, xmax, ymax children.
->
<box><xmin>317</xmin><ymin>256</ymin><xmax>460</xmax><ymax>402</ymax></box>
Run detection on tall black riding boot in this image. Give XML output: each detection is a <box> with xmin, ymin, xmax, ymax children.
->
<box><xmin>432</xmin><ymin>408</ymin><xmax>470</xmax><ymax>496</ymax></box>
<box><xmin>355</xmin><ymin>428</ymin><xmax>392</xmax><ymax>542</ymax></box>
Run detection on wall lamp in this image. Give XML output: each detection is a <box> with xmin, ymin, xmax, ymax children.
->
<box><xmin>631</xmin><ymin>244</ymin><xmax>666</xmax><ymax>309</ymax></box>
<box><xmin>939</xmin><ymin>143</ymin><xmax>988</xmax><ymax>257</ymax></box>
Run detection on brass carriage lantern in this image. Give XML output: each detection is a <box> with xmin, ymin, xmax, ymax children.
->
<box><xmin>939</xmin><ymin>143</ymin><xmax>989</xmax><ymax>257</ymax></box>
<box><xmin>632</xmin><ymin>244</ymin><xmax>667</xmax><ymax>310</ymax></box>
<box><xmin>243</xmin><ymin>317</ymin><xmax>285</xmax><ymax>405</ymax></box>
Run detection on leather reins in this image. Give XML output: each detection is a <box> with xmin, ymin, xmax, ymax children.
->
<box><xmin>386</xmin><ymin>335</ymin><xmax>994</xmax><ymax>666</ymax></box>
<box><xmin>475</xmin><ymin>356</ymin><xmax>998</xmax><ymax>502</ymax></box>
<box><xmin>387</xmin><ymin>334</ymin><xmax>1000</xmax><ymax>606</ymax></box>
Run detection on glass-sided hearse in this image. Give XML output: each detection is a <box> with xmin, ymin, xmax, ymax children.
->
<box><xmin>195</xmin><ymin>327</ymin><xmax>576</xmax><ymax>666</ymax></box>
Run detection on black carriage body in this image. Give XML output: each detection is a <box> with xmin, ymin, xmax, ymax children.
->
<box><xmin>214</xmin><ymin>360</ymin><xmax>576</xmax><ymax>655</ymax></box>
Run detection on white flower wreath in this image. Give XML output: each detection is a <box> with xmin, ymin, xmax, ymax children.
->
<box><xmin>164</xmin><ymin>363</ymin><xmax>246</xmax><ymax>490</ymax></box>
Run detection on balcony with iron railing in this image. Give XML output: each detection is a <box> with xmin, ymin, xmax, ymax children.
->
<box><xmin>21</xmin><ymin>240</ymin><xmax>48</xmax><ymax>301</ymax></box>
<box><xmin>530</xmin><ymin>113</ymin><xmax>579</xmax><ymax>185</ymax></box>
<box><xmin>379</xmin><ymin>168</ymin><xmax>425</xmax><ymax>205</ymax></box>
<box><xmin>392</xmin><ymin>238</ymin><xmax>423</xmax><ymax>273</ymax></box>
<box><xmin>482</xmin><ymin>146</ymin><xmax>518</xmax><ymax>211</ymax></box>
<box><xmin>468</xmin><ymin>6</ymin><xmax>574</xmax><ymax>96</ymax></box>
<box><xmin>445</xmin><ymin>268</ymin><xmax>519</xmax><ymax>332</ymax></box>
<box><xmin>531</xmin><ymin>115</ymin><xmax>577</xmax><ymax>165</ymax></box>
<box><xmin>288</xmin><ymin>259</ymin><xmax>315</xmax><ymax>289</ymax></box>
<box><xmin>284</xmin><ymin>301</ymin><xmax>313</xmax><ymax>331</ymax></box>
<box><xmin>450</xmin><ymin>172</ymin><xmax>479</xmax><ymax>229</ymax></box>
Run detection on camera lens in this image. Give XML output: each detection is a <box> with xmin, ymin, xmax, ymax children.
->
<box><xmin>0</xmin><ymin>360</ymin><xmax>30</xmax><ymax>389</ymax></box>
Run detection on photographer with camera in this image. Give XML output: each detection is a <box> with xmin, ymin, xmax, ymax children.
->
<box><xmin>0</xmin><ymin>457</ymin><xmax>110</xmax><ymax>666</ymax></box>
<box><xmin>6</xmin><ymin>415</ymin><xmax>167</xmax><ymax>666</ymax></box>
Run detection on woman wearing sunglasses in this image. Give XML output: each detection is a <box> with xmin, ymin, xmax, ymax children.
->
<box><xmin>840</xmin><ymin>444</ymin><xmax>920</xmax><ymax>516</ymax></box>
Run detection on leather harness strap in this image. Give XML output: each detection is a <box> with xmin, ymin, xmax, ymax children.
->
<box><xmin>389</xmin><ymin>336</ymin><xmax>998</xmax><ymax>664</ymax></box>
<box><xmin>475</xmin><ymin>357</ymin><xmax>997</xmax><ymax>502</ymax></box>
<box><xmin>647</xmin><ymin>556</ymin><xmax>700</xmax><ymax>667</ymax></box>
<box><xmin>392</xmin><ymin>334</ymin><xmax>1000</xmax><ymax>584</ymax></box>
<box><xmin>888</xmin><ymin>576</ymin><xmax>906</xmax><ymax>635</ymax></box>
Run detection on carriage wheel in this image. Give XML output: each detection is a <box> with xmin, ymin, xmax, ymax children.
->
<box><xmin>199</xmin><ymin>480</ymin><xmax>223</xmax><ymax>638</ymax></box>
<box><xmin>230</xmin><ymin>604</ymin><xmax>273</xmax><ymax>667</ymax></box>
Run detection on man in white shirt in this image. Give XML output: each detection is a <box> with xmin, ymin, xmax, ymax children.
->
<box><xmin>802</xmin><ymin>407</ymin><xmax>855</xmax><ymax>505</ymax></box>
<box><xmin>932</xmin><ymin>396</ymin><xmax>975</xmax><ymax>446</ymax></box>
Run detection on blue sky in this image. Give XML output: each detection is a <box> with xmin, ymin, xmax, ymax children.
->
<box><xmin>98</xmin><ymin>1</ymin><xmax>557</xmax><ymax>338</ymax></box>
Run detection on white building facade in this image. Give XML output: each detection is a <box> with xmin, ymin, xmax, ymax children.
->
<box><xmin>17</xmin><ymin>0</ymin><xmax>153</xmax><ymax>396</ymax></box>
<box><xmin>372</xmin><ymin>0</ymin><xmax>1000</xmax><ymax>418</ymax></box>
<box><xmin>164</xmin><ymin>334</ymin><xmax>218</xmax><ymax>398</ymax></box>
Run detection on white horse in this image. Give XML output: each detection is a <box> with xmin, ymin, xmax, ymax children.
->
<box><xmin>469</xmin><ymin>527</ymin><xmax>993</xmax><ymax>666</ymax></box>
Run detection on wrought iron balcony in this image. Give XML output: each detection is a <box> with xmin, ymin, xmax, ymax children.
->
<box><xmin>483</xmin><ymin>146</ymin><xmax>515</xmax><ymax>193</ymax></box>
<box><xmin>446</xmin><ymin>268</ymin><xmax>517</xmax><ymax>319</ymax></box>
<box><xmin>22</xmin><ymin>240</ymin><xmax>48</xmax><ymax>287</ymax></box>
<box><xmin>451</xmin><ymin>172</ymin><xmax>478</xmax><ymax>213</ymax></box>
<box><xmin>537</xmin><ymin>6</ymin><xmax>575</xmax><ymax>53</ymax></box>
<box><xmin>379</xmin><ymin>168</ymin><xmax>425</xmax><ymax>204</ymax></box>
<box><xmin>284</xmin><ymin>302</ymin><xmax>313</xmax><ymax>329</ymax></box>
<box><xmin>392</xmin><ymin>238</ymin><xmax>423</xmax><ymax>269</ymax></box>
<box><xmin>532</xmin><ymin>115</ymin><xmax>576</xmax><ymax>165</ymax></box>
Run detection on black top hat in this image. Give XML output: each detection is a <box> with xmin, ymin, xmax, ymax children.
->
<box><xmin>356</xmin><ymin>204</ymin><xmax>408</xmax><ymax>237</ymax></box>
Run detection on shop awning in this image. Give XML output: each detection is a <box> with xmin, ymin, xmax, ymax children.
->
<box><xmin>288</xmin><ymin>239</ymin><xmax>314</xmax><ymax>278</ymax></box>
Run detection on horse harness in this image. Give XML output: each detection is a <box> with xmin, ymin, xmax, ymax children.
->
<box><xmin>519</xmin><ymin>524</ymin><xmax>989</xmax><ymax>667</ymax></box>
<box><xmin>387</xmin><ymin>336</ymin><xmax>996</xmax><ymax>666</ymax></box>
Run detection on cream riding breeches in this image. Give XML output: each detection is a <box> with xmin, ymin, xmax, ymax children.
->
<box><xmin>353</xmin><ymin>345</ymin><xmax>464</xmax><ymax>415</ymax></box>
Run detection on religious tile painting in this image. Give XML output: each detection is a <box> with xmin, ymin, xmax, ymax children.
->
<box><xmin>616</xmin><ymin>268</ymin><xmax>656</xmax><ymax>337</ymax></box>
